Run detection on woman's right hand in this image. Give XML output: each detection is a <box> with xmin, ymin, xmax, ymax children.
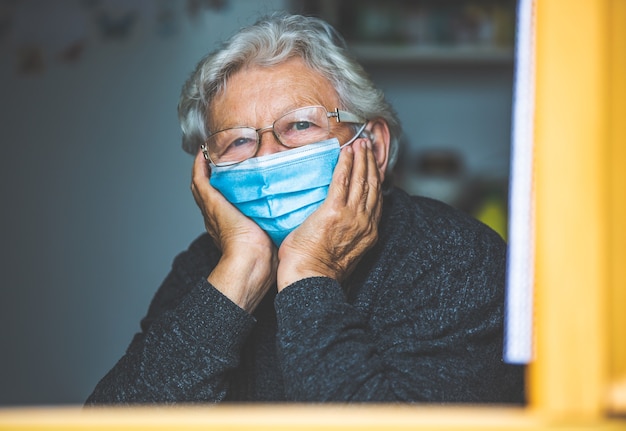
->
<box><xmin>191</xmin><ymin>150</ymin><xmax>277</xmax><ymax>313</ymax></box>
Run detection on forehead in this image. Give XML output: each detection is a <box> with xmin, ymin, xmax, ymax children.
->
<box><xmin>208</xmin><ymin>57</ymin><xmax>341</xmax><ymax>130</ymax></box>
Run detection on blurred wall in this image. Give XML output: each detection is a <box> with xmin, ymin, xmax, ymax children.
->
<box><xmin>369</xmin><ymin>63</ymin><xmax>513</xmax><ymax>191</ymax></box>
<box><xmin>0</xmin><ymin>0</ymin><xmax>286</xmax><ymax>405</ymax></box>
<box><xmin>0</xmin><ymin>0</ymin><xmax>512</xmax><ymax>405</ymax></box>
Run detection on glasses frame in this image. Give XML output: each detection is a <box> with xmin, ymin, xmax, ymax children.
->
<box><xmin>201</xmin><ymin>106</ymin><xmax>367</xmax><ymax>166</ymax></box>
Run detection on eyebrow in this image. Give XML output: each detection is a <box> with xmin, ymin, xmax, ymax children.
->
<box><xmin>210</xmin><ymin>102</ymin><xmax>332</xmax><ymax>132</ymax></box>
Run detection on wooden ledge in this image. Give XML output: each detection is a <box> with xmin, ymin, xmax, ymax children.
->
<box><xmin>1</xmin><ymin>405</ymin><xmax>625</xmax><ymax>431</ymax></box>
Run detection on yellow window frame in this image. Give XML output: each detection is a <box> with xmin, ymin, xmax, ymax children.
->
<box><xmin>0</xmin><ymin>0</ymin><xmax>624</xmax><ymax>429</ymax></box>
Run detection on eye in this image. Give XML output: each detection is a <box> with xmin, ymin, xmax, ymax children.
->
<box><xmin>293</xmin><ymin>121</ymin><xmax>312</xmax><ymax>131</ymax></box>
<box><xmin>230</xmin><ymin>137</ymin><xmax>255</xmax><ymax>147</ymax></box>
<box><xmin>286</xmin><ymin>120</ymin><xmax>324</xmax><ymax>133</ymax></box>
<box><xmin>221</xmin><ymin>137</ymin><xmax>255</xmax><ymax>155</ymax></box>
<box><xmin>274</xmin><ymin>107</ymin><xmax>329</xmax><ymax>146</ymax></box>
<box><xmin>219</xmin><ymin>136</ymin><xmax>256</xmax><ymax>158</ymax></box>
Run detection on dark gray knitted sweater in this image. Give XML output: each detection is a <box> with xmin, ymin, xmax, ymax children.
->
<box><xmin>86</xmin><ymin>187</ymin><xmax>524</xmax><ymax>404</ymax></box>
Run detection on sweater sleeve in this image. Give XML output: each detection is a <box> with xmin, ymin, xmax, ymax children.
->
<box><xmin>275</xmin><ymin>277</ymin><xmax>392</xmax><ymax>402</ymax></box>
<box><xmin>274</xmin><ymin>226</ymin><xmax>524</xmax><ymax>403</ymax></box>
<box><xmin>85</xmin><ymin>236</ymin><xmax>256</xmax><ymax>405</ymax></box>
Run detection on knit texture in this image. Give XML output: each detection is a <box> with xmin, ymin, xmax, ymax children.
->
<box><xmin>86</xmin><ymin>187</ymin><xmax>524</xmax><ymax>404</ymax></box>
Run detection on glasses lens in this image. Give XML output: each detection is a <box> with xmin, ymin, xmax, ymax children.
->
<box><xmin>274</xmin><ymin>106</ymin><xmax>330</xmax><ymax>148</ymax></box>
<box><xmin>208</xmin><ymin>127</ymin><xmax>258</xmax><ymax>165</ymax></box>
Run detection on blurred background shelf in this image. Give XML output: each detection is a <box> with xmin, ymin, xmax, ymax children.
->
<box><xmin>291</xmin><ymin>0</ymin><xmax>516</xmax><ymax>64</ymax></box>
<box><xmin>349</xmin><ymin>43</ymin><xmax>514</xmax><ymax>64</ymax></box>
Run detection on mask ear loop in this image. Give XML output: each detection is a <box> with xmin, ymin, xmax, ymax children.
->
<box><xmin>359</xmin><ymin>129</ymin><xmax>375</xmax><ymax>143</ymax></box>
<box><xmin>340</xmin><ymin>121</ymin><xmax>370</xmax><ymax>149</ymax></box>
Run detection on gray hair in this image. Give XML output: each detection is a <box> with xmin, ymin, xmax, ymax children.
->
<box><xmin>178</xmin><ymin>12</ymin><xmax>402</xmax><ymax>176</ymax></box>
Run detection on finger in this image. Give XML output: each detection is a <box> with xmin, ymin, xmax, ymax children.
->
<box><xmin>347</xmin><ymin>139</ymin><xmax>370</xmax><ymax>209</ymax></box>
<box><xmin>327</xmin><ymin>142</ymin><xmax>354</xmax><ymax>206</ymax></box>
<box><xmin>364</xmin><ymin>139</ymin><xmax>382</xmax><ymax>213</ymax></box>
<box><xmin>189</xmin><ymin>152</ymin><xmax>207</xmax><ymax>209</ymax></box>
<box><xmin>192</xmin><ymin>149</ymin><xmax>210</xmax><ymax>188</ymax></box>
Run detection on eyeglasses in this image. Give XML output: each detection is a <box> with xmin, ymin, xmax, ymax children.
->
<box><xmin>201</xmin><ymin>105</ymin><xmax>366</xmax><ymax>166</ymax></box>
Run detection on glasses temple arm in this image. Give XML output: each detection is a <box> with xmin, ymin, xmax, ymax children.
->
<box><xmin>330</xmin><ymin>108</ymin><xmax>366</xmax><ymax>124</ymax></box>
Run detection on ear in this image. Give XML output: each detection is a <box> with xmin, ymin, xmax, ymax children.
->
<box><xmin>364</xmin><ymin>118</ymin><xmax>391</xmax><ymax>182</ymax></box>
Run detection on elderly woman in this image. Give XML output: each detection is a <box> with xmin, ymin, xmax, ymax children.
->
<box><xmin>86</xmin><ymin>13</ymin><xmax>524</xmax><ymax>404</ymax></box>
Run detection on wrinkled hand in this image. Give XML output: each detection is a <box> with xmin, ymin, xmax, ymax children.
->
<box><xmin>277</xmin><ymin>138</ymin><xmax>383</xmax><ymax>291</ymax></box>
<box><xmin>191</xmin><ymin>150</ymin><xmax>277</xmax><ymax>312</ymax></box>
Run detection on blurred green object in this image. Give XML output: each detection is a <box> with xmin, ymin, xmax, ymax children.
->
<box><xmin>475</xmin><ymin>192</ymin><xmax>508</xmax><ymax>240</ymax></box>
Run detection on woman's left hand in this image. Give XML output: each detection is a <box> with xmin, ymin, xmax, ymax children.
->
<box><xmin>276</xmin><ymin>138</ymin><xmax>383</xmax><ymax>291</ymax></box>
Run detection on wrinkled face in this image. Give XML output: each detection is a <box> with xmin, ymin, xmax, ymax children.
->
<box><xmin>207</xmin><ymin>57</ymin><xmax>355</xmax><ymax>159</ymax></box>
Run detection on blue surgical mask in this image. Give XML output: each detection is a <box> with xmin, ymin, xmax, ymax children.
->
<box><xmin>209</xmin><ymin>138</ymin><xmax>341</xmax><ymax>246</ymax></box>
